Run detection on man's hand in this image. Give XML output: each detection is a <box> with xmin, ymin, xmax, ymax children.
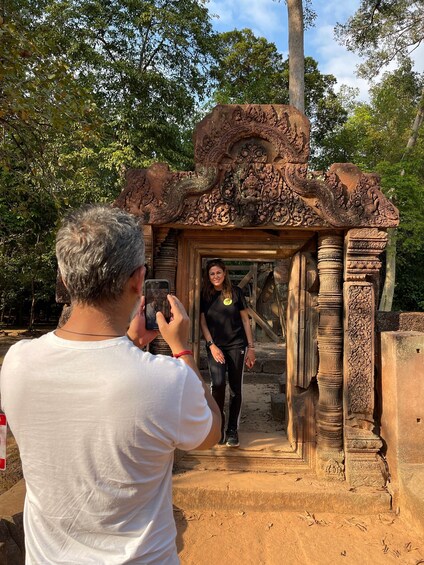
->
<box><xmin>127</xmin><ymin>297</ymin><xmax>159</xmax><ymax>348</ymax></box>
<box><xmin>156</xmin><ymin>294</ymin><xmax>190</xmax><ymax>355</ymax></box>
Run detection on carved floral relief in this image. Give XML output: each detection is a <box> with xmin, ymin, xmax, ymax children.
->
<box><xmin>115</xmin><ymin>105</ymin><xmax>399</xmax><ymax>229</ymax></box>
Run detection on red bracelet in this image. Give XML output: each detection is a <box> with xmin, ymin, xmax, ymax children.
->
<box><xmin>173</xmin><ymin>350</ymin><xmax>193</xmax><ymax>359</ymax></box>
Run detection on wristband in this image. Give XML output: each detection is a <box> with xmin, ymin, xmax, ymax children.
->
<box><xmin>206</xmin><ymin>340</ymin><xmax>214</xmax><ymax>348</ymax></box>
<box><xmin>173</xmin><ymin>350</ymin><xmax>193</xmax><ymax>358</ymax></box>
<box><xmin>248</xmin><ymin>344</ymin><xmax>255</xmax><ymax>349</ymax></box>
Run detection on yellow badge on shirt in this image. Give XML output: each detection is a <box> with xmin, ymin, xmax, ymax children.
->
<box><xmin>223</xmin><ymin>298</ymin><xmax>233</xmax><ymax>306</ymax></box>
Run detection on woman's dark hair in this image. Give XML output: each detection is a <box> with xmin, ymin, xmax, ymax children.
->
<box><xmin>202</xmin><ymin>259</ymin><xmax>233</xmax><ymax>302</ymax></box>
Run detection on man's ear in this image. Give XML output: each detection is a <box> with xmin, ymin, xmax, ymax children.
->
<box><xmin>130</xmin><ymin>265</ymin><xmax>144</xmax><ymax>295</ymax></box>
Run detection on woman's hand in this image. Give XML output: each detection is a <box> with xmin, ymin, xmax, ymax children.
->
<box><xmin>245</xmin><ymin>348</ymin><xmax>256</xmax><ymax>369</ymax></box>
<box><xmin>210</xmin><ymin>343</ymin><xmax>225</xmax><ymax>364</ymax></box>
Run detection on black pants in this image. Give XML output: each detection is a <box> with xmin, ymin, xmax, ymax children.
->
<box><xmin>207</xmin><ymin>346</ymin><xmax>246</xmax><ymax>433</ymax></box>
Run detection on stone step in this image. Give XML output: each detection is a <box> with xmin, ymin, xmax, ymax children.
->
<box><xmin>175</xmin><ymin>431</ymin><xmax>303</xmax><ymax>473</ymax></box>
<box><xmin>172</xmin><ymin>469</ymin><xmax>392</xmax><ymax>514</ymax></box>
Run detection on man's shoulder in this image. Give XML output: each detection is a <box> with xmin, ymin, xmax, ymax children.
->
<box><xmin>141</xmin><ymin>352</ymin><xmax>190</xmax><ymax>382</ymax></box>
<box><xmin>3</xmin><ymin>334</ymin><xmax>46</xmax><ymax>357</ymax></box>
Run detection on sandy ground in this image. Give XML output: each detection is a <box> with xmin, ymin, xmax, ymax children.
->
<box><xmin>2</xmin><ymin>331</ymin><xmax>424</xmax><ymax>564</ymax></box>
<box><xmin>174</xmin><ymin>507</ymin><xmax>424</xmax><ymax>565</ymax></box>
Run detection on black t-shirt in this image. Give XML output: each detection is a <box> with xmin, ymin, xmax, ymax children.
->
<box><xmin>200</xmin><ymin>286</ymin><xmax>248</xmax><ymax>349</ymax></box>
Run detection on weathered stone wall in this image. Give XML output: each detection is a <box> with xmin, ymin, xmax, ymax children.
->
<box><xmin>377</xmin><ymin>311</ymin><xmax>424</xmax><ymax>333</ymax></box>
<box><xmin>379</xmin><ymin>330</ymin><xmax>424</xmax><ymax>536</ymax></box>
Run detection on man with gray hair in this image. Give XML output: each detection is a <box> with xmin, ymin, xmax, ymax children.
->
<box><xmin>1</xmin><ymin>204</ymin><xmax>221</xmax><ymax>564</ymax></box>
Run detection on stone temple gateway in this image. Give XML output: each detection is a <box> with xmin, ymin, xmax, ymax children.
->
<box><xmin>115</xmin><ymin>104</ymin><xmax>399</xmax><ymax>487</ymax></box>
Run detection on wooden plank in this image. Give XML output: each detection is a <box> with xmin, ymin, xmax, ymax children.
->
<box><xmin>247</xmin><ymin>306</ymin><xmax>279</xmax><ymax>342</ymax></box>
<box><xmin>237</xmin><ymin>268</ymin><xmax>254</xmax><ymax>289</ymax></box>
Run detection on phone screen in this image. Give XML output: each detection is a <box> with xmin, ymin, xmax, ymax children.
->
<box><xmin>144</xmin><ymin>279</ymin><xmax>170</xmax><ymax>330</ymax></box>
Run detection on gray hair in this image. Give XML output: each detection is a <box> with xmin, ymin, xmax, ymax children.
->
<box><xmin>56</xmin><ymin>205</ymin><xmax>144</xmax><ymax>304</ymax></box>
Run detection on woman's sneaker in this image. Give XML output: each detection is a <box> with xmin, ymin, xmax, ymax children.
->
<box><xmin>218</xmin><ymin>433</ymin><xmax>226</xmax><ymax>445</ymax></box>
<box><xmin>226</xmin><ymin>430</ymin><xmax>239</xmax><ymax>447</ymax></box>
<box><xmin>218</xmin><ymin>415</ymin><xmax>226</xmax><ymax>444</ymax></box>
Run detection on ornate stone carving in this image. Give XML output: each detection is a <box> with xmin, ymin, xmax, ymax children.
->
<box><xmin>316</xmin><ymin>233</ymin><xmax>345</xmax><ymax>480</ymax></box>
<box><xmin>344</xmin><ymin>228</ymin><xmax>388</xmax><ymax>279</ymax></box>
<box><xmin>110</xmin><ymin>104</ymin><xmax>400</xmax><ymax>481</ymax></box>
<box><xmin>344</xmin><ymin>427</ymin><xmax>387</xmax><ymax>488</ymax></box>
<box><xmin>345</xmin><ymin>284</ymin><xmax>374</xmax><ymax>419</ymax></box>
<box><xmin>284</xmin><ymin>163</ymin><xmax>399</xmax><ymax>227</ymax></box>
<box><xmin>115</xmin><ymin>163</ymin><xmax>218</xmax><ymax>224</ymax></box>
<box><xmin>194</xmin><ymin>104</ymin><xmax>309</xmax><ymax>166</ymax></box>
<box><xmin>343</xmin><ymin>228</ymin><xmax>388</xmax><ymax>487</ymax></box>
<box><xmin>115</xmin><ymin>105</ymin><xmax>399</xmax><ymax>230</ymax></box>
<box><xmin>179</xmin><ymin>141</ymin><xmax>326</xmax><ymax>228</ymax></box>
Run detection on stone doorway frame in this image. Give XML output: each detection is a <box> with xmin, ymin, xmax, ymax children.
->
<box><xmin>114</xmin><ymin>104</ymin><xmax>399</xmax><ymax>486</ymax></box>
<box><xmin>175</xmin><ymin>228</ymin><xmax>317</xmax><ymax>473</ymax></box>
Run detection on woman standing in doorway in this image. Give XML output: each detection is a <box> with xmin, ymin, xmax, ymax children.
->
<box><xmin>200</xmin><ymin>259</ymin><xmax>256</xmax><ymax>447</ymax></box>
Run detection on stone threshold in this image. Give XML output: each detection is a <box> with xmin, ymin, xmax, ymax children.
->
<box><xmin>172</xmin><ymin>469</ymin><xmax>392</xmax><ymax>514</ymax></box>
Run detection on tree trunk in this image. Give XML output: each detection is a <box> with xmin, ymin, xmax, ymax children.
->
<box><xmin>405</xmin><ymin>87</ymin><xmax>424</xmax><ymax>151</ymax></box>
<box><xmin>29</xmin><ymin>277</ymin><xmax>36</xmax><ymax>330</ymax></box>
<box><xmin>287</xmin><ymin>0</ymin><xmax>305</xmax><ymax>113</ymax></box>
<box><xmin>379</xmin><ymin>228</ymin><xmax>397</xmax><ymax>311</ymax></box>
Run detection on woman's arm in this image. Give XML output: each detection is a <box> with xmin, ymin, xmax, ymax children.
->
<box><xmin>200</xmin><ymin>312</ymin><xmax>225</xmax><ymax>364</ymax></box>
<box><xmin>240</xmin><ymin>309</ymin><xmax>256</xmax><ymax>369</ymax></box>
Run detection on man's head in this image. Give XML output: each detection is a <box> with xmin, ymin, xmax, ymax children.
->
<box><xmin>56</xmin><ymin>205</ymin><xmax>144</xmax><ymax>305</ymax></box>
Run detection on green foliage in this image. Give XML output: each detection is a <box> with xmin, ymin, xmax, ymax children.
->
<box><xmin>325</xmin><ymin>64</ymin><xmax>424</xmax><ymax>311</ymax></box>
<box><xmin>210</xmin><ymin>29</ymin><xmax>348</xmax><ymax>166</ymax></box>
<box><xmin>0</xmin><ymin>0</ymin><xmax>218</xmax><ymax>325</ymax></box>
<box><xmin>34</xmin><ymin>0</ymin><xmax>218</xmax><ymax>170</ymax></box>
<box><xmin>211</xmin><ymin>29</ymin><xmax>288</xmax><ymax>105</ymax></box>
<box><xmin>378</xmin><ymin>161</ymin><xmax>424</xmax><ymax>311</ymax></box>
<box><xmin>335</xmin><ymin>0</ymin><xmax>424</xmax><ymax>78</ymax></box>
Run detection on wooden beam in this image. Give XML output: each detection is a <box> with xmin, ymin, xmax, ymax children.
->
<box><xmin>247</xmin><ymin>306</ymin><xmax>280</xmax><ymax>342</ymax></box>
<box><xmin>237</xmin><ymin>268</ymin><xmax>255</xmax><ymax>289</ymax></box>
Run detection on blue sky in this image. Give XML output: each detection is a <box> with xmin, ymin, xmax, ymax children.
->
<box><xmin>207</xmin><ymin>0</ymin><xmax>424</xmax><ymax>102</ymax></box>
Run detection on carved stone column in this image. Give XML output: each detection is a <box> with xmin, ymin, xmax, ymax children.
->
<box><xmin>316</xmin><ymin>233</ymin><xmax>344</xmax><ymax>480</ymax></box>
<box><xmin>343</xmin><ymin>228</ymin><xmax>388</xmax><ymax>487</ymax></box>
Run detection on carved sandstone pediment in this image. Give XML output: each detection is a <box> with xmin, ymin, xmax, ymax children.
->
<box><xmin>115</xmin><ymin>105</ymin><xmax>399</xmax><ymax>228</ymax></box>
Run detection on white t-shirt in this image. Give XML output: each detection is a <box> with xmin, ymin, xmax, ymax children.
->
<box><xmin>0</xmin><ymin>333</ymin><xmax>212</xmax><ymax>564</ymax></box>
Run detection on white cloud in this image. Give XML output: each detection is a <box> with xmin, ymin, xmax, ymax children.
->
<box><xmin>313</xmin><ymin>0</ymin><xmax>361</xmax><ymax>26</ymax></box>
<box><xmin>306</xmin><ymin>24</ymin><xmax>369</xmax><ymax>101</ymax></box>
<box><xmin>208</xmin><ymin>0</ymin><xmax>371</xmax><ymax>101</ymax></box>
<box><xmin>208</xmin><ymin>0</ymin><xmax>285</xmax><ymax>38</ymax></box>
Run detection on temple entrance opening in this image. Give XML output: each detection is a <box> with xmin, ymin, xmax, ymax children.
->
<box><xmin>171</xmin><ymin>229</ymin><xmax>318</xmax><ymax>472</ymax></box>
<box><xmin>115</xmin><ymin>103</ymin><xmax>399</xmax><ymax>484</ymax></box>
<box><xmin>200</xmin><ymin>258</ymin><xmax>288</xmax><ymax>455</ymax></box>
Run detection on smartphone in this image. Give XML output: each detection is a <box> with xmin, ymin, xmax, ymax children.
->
<box><xmin>144</xmin><ymin>279</ymin><xmax>170</xmax><ymax>330</ymax></box>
